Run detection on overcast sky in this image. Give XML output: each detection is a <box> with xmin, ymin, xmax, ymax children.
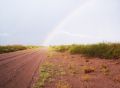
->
<box><xmin>0</xmin><ymin>0</ymin><xmax>120</xmax><ymax>45</ymax></box>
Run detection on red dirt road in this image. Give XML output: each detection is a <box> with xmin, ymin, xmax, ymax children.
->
<box><xmin>0</xmin><ymin>48</ymin><xmax>47</xmax><ymax>88</ymax></box>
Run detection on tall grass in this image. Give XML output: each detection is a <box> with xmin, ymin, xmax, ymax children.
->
<box><xmin>50</xmin><ymin>45</ymin><xmax>70</xmax><ymax>52</ymax></box>
<box><xmin>50</xmin><ymin>43</ymin><xmax>120</xmax><ymax>59</ymax></box>
<box><xmin>0</xmin><ymin>45</ymin><xmax>40</xmax><ymax>54</ymax></box>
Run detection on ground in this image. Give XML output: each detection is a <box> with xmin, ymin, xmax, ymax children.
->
<box><xmin>33</xmin><ymin>50</ymin><xmax>120</xmax><ymax>88</ymax></box>
<box><xmin>0</xmin><ymin>48</ymin><xmax>47</xmax><ymax>88</ymax></box>
<box><xmin>0</xmin><ymin>48</ymin><xmax>120</xmax><ymax>88</ymax></box>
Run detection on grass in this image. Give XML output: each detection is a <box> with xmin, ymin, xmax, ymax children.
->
<box><xmin>33</xmin><ymin>62</ymin><xmax>54</xmax><ymax>88</ymax></box>
<box><xmin>81</xmin><ymin>66</ymin><xmax>95</xmax><ymax>74</ymax></box>
<box><xmin>68</xmin><ymin>63</ymin><xmax>79</xmax><ymax>75</ymax></box>
<box><xmin>33</xmin><ymin>62</ymin><xmax>66</xmax><ymax>88</ymax></box>
<box><xmin>0</xmin><ymin>45</ymin><xmax>40</xmax><ymax>54</ymax></box>
<box><xmin>50</xmin><ymin>43</ymin><xmax>120</xmax><ymax>59</ymax></box>
<box><xmin>100</xmin><ymin>64</ymin><xmax>110</xmax><ymax>75</ymax></box>
<box><xmin>56</xmin><ymin>81</ymin><xmax>71</xmax><ymax>88</ymax></box>
<box><xmin>50</xmin><ymin>45</ymin><xmax>70</xmax><ymax>52</ymax></box>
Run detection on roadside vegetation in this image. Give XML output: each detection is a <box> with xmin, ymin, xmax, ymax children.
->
<box><xmin>0</xmin><ymin>45</ymin><xmax>40</xmax><ymax>54</ymax></box>
<box><xmin>33</xmin><ymin>47</ymin><xmax>120</xmax><ymax>88</ymax></box>
<box><xmin>33</xmin><ymin>61</ymin><xmax>67</xmax><ymax>88</ymax></box>
<box><xmin>50</xmin><ymin>43</ymin><xmax>120</xmax><ymax>59</ymax></box>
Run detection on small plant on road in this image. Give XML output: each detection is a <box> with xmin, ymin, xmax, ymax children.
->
<box><xmin>33</xmin><ymin>61</ymin><xmax>66</xmax><ymax>88</ymax></box>
<box><xmin>82</xmin><ymin>66</ymin><xmax>95</xmax><ymax>74</ymax></box>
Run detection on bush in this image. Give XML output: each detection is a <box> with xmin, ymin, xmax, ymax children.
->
<box><xmin>51</xmin><ymin>43</ymin><xmax>120</xmax><ymax>59</ymax></box>
<box><xmin>50</xmin><ymin>45</ymin><xmax>69</xmax><ymax>52</ymax></box>
<box><xmin>0</xmin><ymin>45</ymin><xmax>40</xmax><ymax>54</ymax></box>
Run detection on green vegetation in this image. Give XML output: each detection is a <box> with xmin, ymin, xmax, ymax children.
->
<box><xmin>50</xmin><ymin>45</ymin><xmax>70</xmax><ymax>52</ymax></box>
<box><xmin>33</xmin><ymin>62</ymin><xmax>54</xmax><ymax>88</ymax></box>
<box><xmin>50</xmin><ymin>43</ymin><xmax>120</xmax><ymax>59</ymax></box>
<box><xmin>0</xmin><ymin>45</ymin><xmax>40</xmax><ymax>54</ymax></box>
<box><xmin>33</xmin><ymin>62</ymin><xmax>66</xmax><ymax>88</ymax></box>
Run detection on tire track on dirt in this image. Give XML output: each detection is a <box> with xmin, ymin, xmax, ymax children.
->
<box><xmin>0</xmin><ymin>49</ymin><xmax>31</xmax><ymax>58</ymax></box>
<box><xmin>0</xmin><ymin>49</ymin><xmax>39</xmax><ymax>67</ymax></box>
<box><xmin>0</xmin><ymin>48</ymin><xmax>47</xmax><ymax>88</ymax></box>
<box><xmin>0</xmin><ymin>50</ymin><xmax>41</xmax><ymax>86</ymax></box>
<box><xmin>0</xmin><ymin>50</ymin><xmax>42</xmax><ymax>87</ymax></box>
<box><xmin>0</xmin><ymin>49</ymin><xmax>39</xmax><ymax>62</ymax></box>
<box><xmin>27</xmin><ymin>51</ymin><xmax>46</xmax><ymax>88</ymax></box>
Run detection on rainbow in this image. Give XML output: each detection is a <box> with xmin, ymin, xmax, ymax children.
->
<box><xmin>43</xmin><ymin>0</ymin><xmax>95</xmax><ymax>46</ymax></box>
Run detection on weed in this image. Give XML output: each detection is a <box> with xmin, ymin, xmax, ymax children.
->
<box><xmin>82</xmin><ymin>66</ymin><xmax>95</xmax><ymax>74</ymax></box>
<box><xmin>101</xmin><ymin>64</ymin><xmax>107</xmax><ymax>69</ymax></box>
<box><xmin>34</xmin><ymin>62</ymin><xmax>66</xmax><ymax>88</ymax></box>
<box><xmin>50</xmin><ymin>45</ymin><xmax>69</xmax><ymax>52</ymax></box>
<box><xmin>34</xmin><ymin>62</ymin><xmax>53</xmax><ymax>88</ymax></box>
<box><xmin>56</xmin><ymin>81</ymin><xmax>71</xmax><ymax>88</ymax></box>
<box><xmin>50</xmin><ymin>43</ymin><xmax>120</xmax><ymax>59</ymax></box>
<box><xmin>100</xmin><ymin>65</ymin><xmax>110</xmax><ymax>75</ymax></box>
<box><xmin>68</xmin><ymin>64</ymin><xmax>79</xmax><ymax>74</ymax></box>
<box><xmin>0</xmin><ymin>45</ymin><xmax>40</xmax><ymax>54</ymax></box>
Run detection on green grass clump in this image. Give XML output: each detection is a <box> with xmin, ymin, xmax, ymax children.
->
<box><xmin>33</xmin><ymin>62</ymin><xmax>53</xmax><ymax>88</ymax></box>
<box><xmin>50</xmin><ymin>43</ymin><xmax>120</xmax><ymax>59</ymax></box>
<box><xmin>50</xmin><ymin>45</ymin><xmax>70</xmax><ymax>52</ymax></box>
<box><xmin>0</xmin><ymin>45</ymin><xmax>27</xmax><ymax>54</ymax></box>
<box><xmin>33</xmin><ymin>62</ymin><xmax>66</xmax><ymax>88</ymax></box>
<box><xmin>69</xmin><ymin>43</ymin><xmax>120</xmax><ymax>59</ymax></box>
<box><xmin>0</xmin><ymin>45</ymin><xmax>40</xmax><ymax>54</ymax></box>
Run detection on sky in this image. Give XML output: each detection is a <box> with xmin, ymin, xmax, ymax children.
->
<box><xmin>0</xmin><ymin>0</ymin><xmax>120</xmax><ymax>45</ymax></box>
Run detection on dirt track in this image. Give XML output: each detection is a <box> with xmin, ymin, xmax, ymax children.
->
<box><xmin>1</xmin><ymin>49</ymin><xmax>120</xmax><ymax>88</ymax></box>
<box><xmin>0</xmin><ymin>48</ymin><xmax>47</xmax><ymax>88</ymax></box>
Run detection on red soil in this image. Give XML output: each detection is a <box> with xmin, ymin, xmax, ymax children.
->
<box><xmin>42</xmin><ymin>51</ymin><xmax>120</xmax><ymax>88</ymax></box>
<box><xmin>1</xmin><ymin>49</ymin><xmax>120</xmax><ymax>88</ymax></box>
<box><xmin>0</xmin><ymin>48</ymin><xmax>47</xmax><ymax>88</ymax></box>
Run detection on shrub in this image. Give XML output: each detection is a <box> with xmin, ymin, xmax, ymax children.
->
<box><xmin>0</xmin><ymin>45</ymin><xmax>40</xmax><ymax>54</ymax></box>
<box><xmin>68</xmin><ymin>43</ymin><xmax>120</xmax><ymax>59</ymax></box>
<box><xmin>82</xmin><ymin>66</ymin><xmax>95</xmax><ymax>74</ymax></box>
<box><xmin>50</xmin><ymin>45</ymin><xmax>69</xmax><ymax>52</ymax></box>
<box><xmin>51</xmin><ymin>43</ymin><xmax>120</xmax><ymax>59</ymax></box>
